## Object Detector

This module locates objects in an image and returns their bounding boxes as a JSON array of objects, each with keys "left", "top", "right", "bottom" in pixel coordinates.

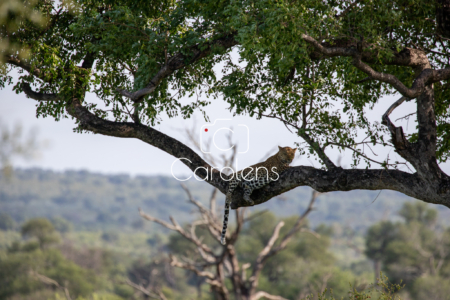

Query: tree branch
[
  {"left": 49, "top": 99, "right": 450, "bottom": 205},
  {"left": 21, "top": 83, "right": 61, "bottom": 101},
  {"left": 301, "top": 33, "right": 450, "bottom": 99},
  {"left": 261, "top": 113, "right": 337, "bottom": 170},
  {"left": 124, "top": 279, "right": 167, "bottom": 300},
  {"left": 241, "top": 166, "right": 444, "bottom": 205},
  {"left": 352, "top": 53, "right": 436, "bottom": 99},
  {"left": 246, "top": 221, "right": 284, "bottom": 292},
  {"left": 227, "top": 209, "right": 244, "bottom": 245},
  {"left": 299, "top": 131, "right": 338, "bottom": 170},
  {"left": 80, "top": 51, "right": 96, "bottom": 70},
  {"left": 180, "top": 184, "right": 222, "bottom": 241},
  {"left": 272, "top": 191, "right": 317, "bottom": 253},
  {"left": 7, "top": 57, "right": 49, "bottom": 81},
  {"left": 324, "top": 141, "right": 405, "bottom": 167},
  {"left": 381, "top": 96, "right": 409, "bottom": 150},
  {"left": 251, "top": 291, "right": 289, "bottom": 300},
  {"left": 14, "top": 31, "right": 450, "bottom": 208},
  {"left": 169, "top": 255, "right": 217, "bottom": 281},
  {"left": 248, "top": 191, "right": 318, "bottom": 294},
  {"left": 29, "top": 271, "right": 71, "bottom": 300},
  {"left": 139, "top": 208, "right": 215, "bottom": 253},
  {"left": 257, "top": 221, "right": 285, "bottom": 260},
  {"left": 116, "top": 33, "right": 237, "bottom": 102},
  {"left": 65, "top": 99, "right": 450, "bottom": 206}
]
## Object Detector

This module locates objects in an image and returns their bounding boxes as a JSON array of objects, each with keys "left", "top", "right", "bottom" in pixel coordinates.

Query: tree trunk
[
  {"left": 374, "top": 260, "right": 381, "bottom": 284},
  {"left": 437, "top": 0, "right": 450, "bottom": 38}
]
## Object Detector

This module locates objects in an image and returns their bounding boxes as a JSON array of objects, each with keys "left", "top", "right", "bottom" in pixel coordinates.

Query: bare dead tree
[
  {"left": 139, "top": 185, "right": 319, "bottom": 300},
  {"left": 127, "top": 121, "right": 321, "bottom": 300}
]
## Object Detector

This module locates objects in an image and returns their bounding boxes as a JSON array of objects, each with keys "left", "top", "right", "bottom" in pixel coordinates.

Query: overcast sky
[{"left": 1, "top": 71, "right": 449, "bottom": 177}]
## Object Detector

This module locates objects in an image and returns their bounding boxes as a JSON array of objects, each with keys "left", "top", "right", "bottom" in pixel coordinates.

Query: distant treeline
[{"left": 1, "top": 168, "right": 449, "bottom": 232}]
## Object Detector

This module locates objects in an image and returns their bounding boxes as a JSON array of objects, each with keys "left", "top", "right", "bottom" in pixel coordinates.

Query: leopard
[{"left": 220, "top": 146, "right": 297, "bottom": 245}]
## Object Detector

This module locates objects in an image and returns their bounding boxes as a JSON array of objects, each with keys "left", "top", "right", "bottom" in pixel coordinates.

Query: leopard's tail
[
  {"left": 220, "top": 197, "right": 230, "bottom": 245},
  {"left": 221, "top": 177, "right": 239, "bottom": 245}
]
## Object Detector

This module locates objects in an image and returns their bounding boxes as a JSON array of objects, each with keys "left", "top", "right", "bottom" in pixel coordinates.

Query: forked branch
[
  {"left": 301, "top": 33, "right": 450, "bottom": 99},
  {"left": 139, "top": 208, "right": 214, "bottom": 254},
  {"left": 248, "top": 190, "right": 319, "bottom": 293},
  {"left": 381, "top": 96, "right": 409, "bottom": 151},
  {"left": 116, "top": 33, "right": 237, "bottom": 102},
  {"left": 124, "top": 279, "right": 168, "bottom": 300}
]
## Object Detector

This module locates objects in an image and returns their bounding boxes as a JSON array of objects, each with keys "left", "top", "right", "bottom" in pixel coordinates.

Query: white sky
[{"left": 1, "top": 68, "right": 449, "bottom": 177}]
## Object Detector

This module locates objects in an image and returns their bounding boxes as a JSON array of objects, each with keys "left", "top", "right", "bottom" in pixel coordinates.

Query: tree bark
[{"left": 437, "top": 0, "right": 450, "bottom": 39}]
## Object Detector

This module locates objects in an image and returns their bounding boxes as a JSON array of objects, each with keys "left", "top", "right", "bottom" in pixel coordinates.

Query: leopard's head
[{"left": 277, "top": 146, "right": 297, "bottom": 165}]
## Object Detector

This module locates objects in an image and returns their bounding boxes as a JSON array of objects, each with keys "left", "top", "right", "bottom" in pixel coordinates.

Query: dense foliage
[
  {"left": 366, "top": 202, "right": 450, "bottom": 299},
  {"left": 1, "top": 199, "right": 449, "bottom": 299},
  {"left": 1, "top": 0, "right": 449, "bottom": 163}
]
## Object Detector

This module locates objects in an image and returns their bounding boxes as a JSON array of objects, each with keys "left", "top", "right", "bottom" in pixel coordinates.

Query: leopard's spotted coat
[{"left": 220, "top": 146, "right": 297, "bottom": 245}]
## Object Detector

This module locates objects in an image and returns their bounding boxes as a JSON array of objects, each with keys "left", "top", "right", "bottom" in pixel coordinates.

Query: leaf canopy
[{"left": 1, "top": 0, "right": 449, "bottom": 170}]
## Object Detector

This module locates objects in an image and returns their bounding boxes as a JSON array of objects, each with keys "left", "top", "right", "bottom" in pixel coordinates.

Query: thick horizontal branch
[
  {"left": 15, "top": 27, "right": 449, "bottom": 209},
  {"left": 69, "top": 102, "right": 226, "bottom": 189},
  {"left": 21, "top": 83, "right": 61, "bottom": 101},
  {"left": 234, "top": 166, "right": 450, "bottom": 208},
  {"left": 117, "top": 32, "right": 238, "bottom": 101},
  {"left": 63, "top": 102, "right": 450, "bottom": 207}
]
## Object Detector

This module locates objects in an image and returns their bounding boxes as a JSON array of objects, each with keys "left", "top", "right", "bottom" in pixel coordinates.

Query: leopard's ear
[{"left": 278, "top": 146, "right": 282, "bottom": 150}]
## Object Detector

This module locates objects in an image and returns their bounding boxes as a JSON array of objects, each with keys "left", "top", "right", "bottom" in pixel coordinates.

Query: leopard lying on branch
[{"left": 221, "top": 146, "right": 297, "bottom": 245}]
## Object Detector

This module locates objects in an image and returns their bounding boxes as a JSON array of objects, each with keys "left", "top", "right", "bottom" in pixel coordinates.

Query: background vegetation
[{"left": 1, "top": 168, "right": 450, "bottom": 300}]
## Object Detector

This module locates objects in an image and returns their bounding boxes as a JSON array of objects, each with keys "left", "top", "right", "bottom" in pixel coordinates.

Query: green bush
[
  {"left": 410, "top": 276, "right": 450, "bottom": 300},
  {"left": 0, "top": 213, "right": 16, "bottom": 230},
  {"left": 21, "top": 218, "right": 60, "bottom": 249},
  {"left": 0, "top": 249, "right": 97, "bottom": 299}
]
